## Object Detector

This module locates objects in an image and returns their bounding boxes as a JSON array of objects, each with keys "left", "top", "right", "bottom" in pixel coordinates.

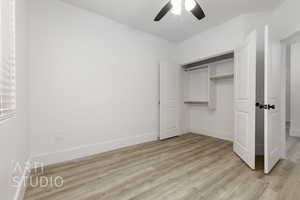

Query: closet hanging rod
[
  {"left": 182, "top": 52, "right": 234, "bottom": 69},
  {"left": 184, "top": 65, "right": 208, "bottom": 72}
]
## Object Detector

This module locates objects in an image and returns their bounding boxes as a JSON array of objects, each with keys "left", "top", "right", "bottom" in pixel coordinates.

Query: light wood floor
[
  {"left": 24, "top": 133, "right": 300, "bottom": 200},
  {"left": 287, "top": 136, "right": 300, "bottom": 164}
]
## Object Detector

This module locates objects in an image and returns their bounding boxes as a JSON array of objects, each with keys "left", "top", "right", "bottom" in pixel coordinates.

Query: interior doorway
[{"left": 282, "top": 32, "right": 300, "bottom": 164}]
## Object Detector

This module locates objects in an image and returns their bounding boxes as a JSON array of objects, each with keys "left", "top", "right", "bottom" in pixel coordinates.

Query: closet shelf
[
  {"left": 184, "top": 100, "right": 209, "bottom": 104},
  {"left": 210, "top": 73, "right": 234, "bottom": 80}
]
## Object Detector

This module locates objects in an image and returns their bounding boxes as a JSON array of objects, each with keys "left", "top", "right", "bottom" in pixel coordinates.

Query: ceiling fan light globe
[
  {"left": 171, "top": 0, "right": 182, "bottom": 15},
  {"left": 171, "top": 6, "right": 181, "bottom": 15},
  {"left": 185, "top": 0, "right": 196, "bottom": 11},
  {"left": 171, "top": 0, "right": 182, "bottom": 7}
]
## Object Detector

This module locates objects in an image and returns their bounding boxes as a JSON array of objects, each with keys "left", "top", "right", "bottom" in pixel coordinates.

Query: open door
[
  {"left": 160, "top": 62, "right": 180, "bottom": 140},
  {"left": 264, "top": 25, "right": 282, "bottom": 174},
  {"left": 234, "top": 31, "right": 257, "bottom": 169}
]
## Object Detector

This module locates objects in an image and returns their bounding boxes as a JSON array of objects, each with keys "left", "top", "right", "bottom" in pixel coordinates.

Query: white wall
[
  {"left": 184, "top": 68, "right": 209, "bottom": 101},
  {"left": 187, "top": 76, "right": 234, "bottom": 141},
  {"left": 28, "top": 0, "right": 175, "bottom": 165},
  {"left": 290, "top": 43, "right": 300, "bottom": 137},
  {"left": 271, "top": 0, "right": 300, "bottom": 40},
  {"left": 177, "top": 17, "right": 245, "bottom": 65},
  {"left": 0, "top": 0, "right": 29, "bottom": 199}
]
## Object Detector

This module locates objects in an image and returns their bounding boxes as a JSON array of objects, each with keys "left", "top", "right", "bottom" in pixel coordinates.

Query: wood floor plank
[{"left": 24, "top": 133, "right": 300, "bottom": 200}]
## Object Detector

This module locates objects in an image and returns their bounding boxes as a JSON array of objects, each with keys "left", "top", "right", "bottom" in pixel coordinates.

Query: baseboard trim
[
  {"left": 30, "top": 132, "right": 158, "bottom": 167},
  {"left": 290, "top": 128, "right": 300, "bottom": 137},
  {"left": 188, "top": 128, "right": 233, "bottom": 142},
  {"left": 14, "top": 158, "right": 30, "bottom": 200}
]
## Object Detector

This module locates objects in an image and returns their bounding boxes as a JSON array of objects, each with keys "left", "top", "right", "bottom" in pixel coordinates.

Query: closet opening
[
  {"left": 181, "top": 51, "right": 235, "bottom": 141},
  {"left": 282, "top": 32, "right": 300, "bottom": 164}
]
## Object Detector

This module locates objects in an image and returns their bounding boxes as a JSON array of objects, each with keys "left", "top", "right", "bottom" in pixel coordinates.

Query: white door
[
  {"left": 160, "top": 62, "right": 180, "bottom": 140},
  {"left": 264, "top": 25, "right": 282, "bottom": 174},
  {"left": 234, "top": 31, "right": 257, "bottom": 169}
]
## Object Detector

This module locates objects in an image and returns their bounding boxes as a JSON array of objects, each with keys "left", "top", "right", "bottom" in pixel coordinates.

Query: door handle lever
[
  {"left": 267, "top": 104, "right": 275, "bottom": 110},
  {"left": 256, "top": 103, "right": 265, "bottom": 109},
  {"left": 256, "top": 103, "right": 275, "bottom": 110}
]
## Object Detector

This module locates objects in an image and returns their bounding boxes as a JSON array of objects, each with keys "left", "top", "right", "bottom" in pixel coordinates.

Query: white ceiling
[{"left": 61, "top": 0, "right": 284, "bottom": 42}]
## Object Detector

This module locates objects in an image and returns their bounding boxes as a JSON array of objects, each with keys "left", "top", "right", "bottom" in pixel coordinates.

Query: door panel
[
  {"left": 234, "top": 31, "right": 257, "bottom": 170},
  {"left": 264, "top": 25, "right": 281, "bottom": 174},
  {"left": 160, "top": 62, "right": 180, "bottom": 140}
]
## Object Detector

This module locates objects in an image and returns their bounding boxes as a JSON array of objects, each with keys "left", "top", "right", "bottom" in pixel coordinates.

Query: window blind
[{"left": 0, "top": 0, "right": 16, "bottom": 120}]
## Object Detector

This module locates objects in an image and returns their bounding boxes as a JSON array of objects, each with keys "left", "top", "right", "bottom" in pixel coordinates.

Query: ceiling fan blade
[
  {"left": 154, "top": 1, "right": 173, "bottom": 21},
  {"left": 190, "top": 1, "right": 206, "bottom": 20}
]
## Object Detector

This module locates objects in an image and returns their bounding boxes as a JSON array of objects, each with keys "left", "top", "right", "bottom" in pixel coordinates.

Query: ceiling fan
[{"left": 154, "top": 0, "right": 205, "bottom": 21}]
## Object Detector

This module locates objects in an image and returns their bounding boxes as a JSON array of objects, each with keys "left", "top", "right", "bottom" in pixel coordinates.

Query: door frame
[{"left": 279, "top": 30, "right": 300, "bottom": 159}]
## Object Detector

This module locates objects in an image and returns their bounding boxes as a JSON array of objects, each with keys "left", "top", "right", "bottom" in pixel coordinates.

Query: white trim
[
  {"left": 188, "top": 128, "right": 233, "bottom": 142},
  {"left": 280, "top": 42, "right": 288, "bottom": 159},
  {"left": 290, "top": 129, "right": 300, "bottom": 137},
  {"left": 14, "top": 158, "right": 30, "bottom": 200},
  {"left": 30, "top": 132, "right": 157, "bottom": 167}
]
